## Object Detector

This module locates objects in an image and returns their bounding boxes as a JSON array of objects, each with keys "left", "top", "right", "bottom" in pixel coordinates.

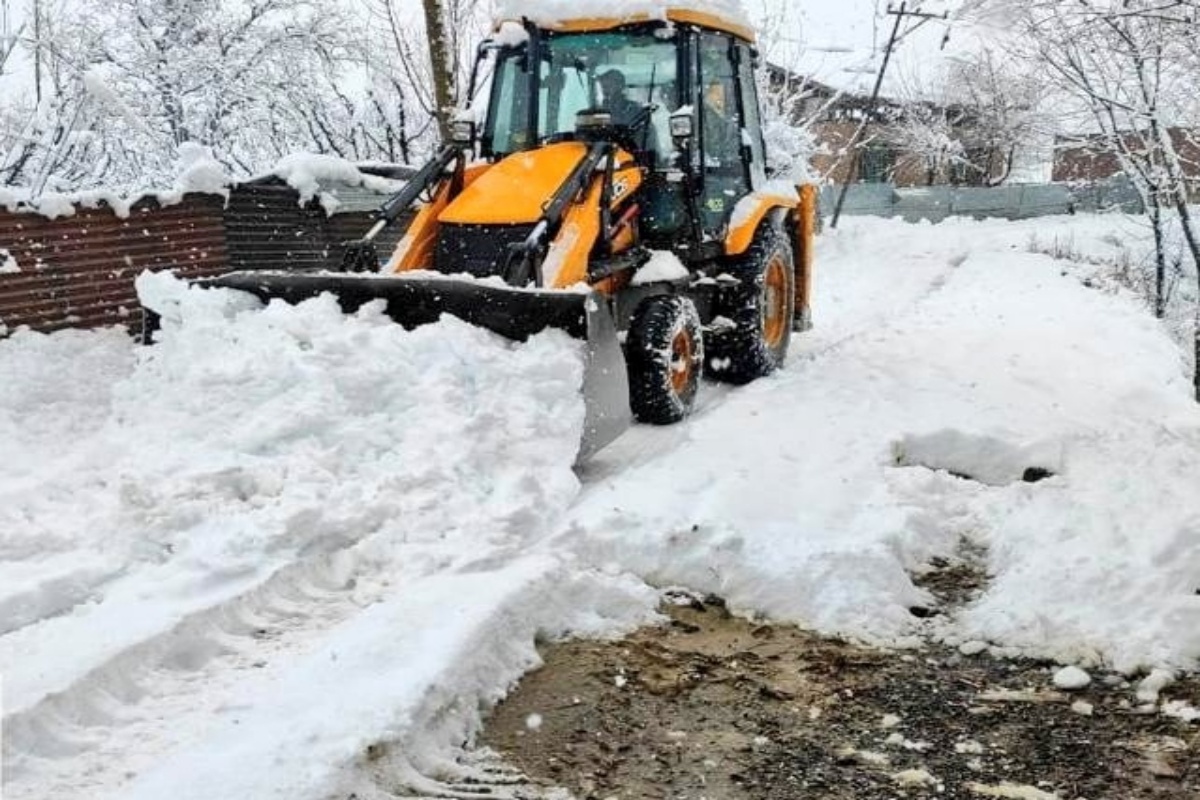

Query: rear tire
[
  {"left": 626, "top": 294, "right": 703, "bottom": 424},
  {"left": 705, "top": 218, "right": 795, "bottom": 384}
]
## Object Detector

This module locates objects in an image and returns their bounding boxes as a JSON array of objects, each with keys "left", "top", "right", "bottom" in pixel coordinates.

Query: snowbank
[{"left": 1, "top": 275, "right": 639, "bottom": 800}]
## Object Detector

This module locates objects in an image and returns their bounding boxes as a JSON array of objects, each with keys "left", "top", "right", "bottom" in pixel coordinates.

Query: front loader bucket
[{"left": 195, "top": 271, "right": 631, "bottom": 459}]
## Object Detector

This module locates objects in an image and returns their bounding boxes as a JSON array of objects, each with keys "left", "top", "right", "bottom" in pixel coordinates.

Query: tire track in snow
[
  {"left": 4, "top": 505, "right": 613, "bottom": 800},
  {"left": 788, "top": 243, "right": 966, "bottom": 365},
  {"left": 4, "top": 548, "right": 366, "bottom": 797},
  {"left": 581, "top": 236, "right": 964, "bottom": 484}
]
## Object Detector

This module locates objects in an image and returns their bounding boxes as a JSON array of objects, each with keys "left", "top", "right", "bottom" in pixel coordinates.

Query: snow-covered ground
[{"left": 3, "top": 213, "right": 1199, "bottom": 799}]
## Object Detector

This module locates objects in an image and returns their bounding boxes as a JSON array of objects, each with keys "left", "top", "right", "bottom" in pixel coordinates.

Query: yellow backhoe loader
[{"left": 168, "top": 8, "right": 817, "bottom": 458}]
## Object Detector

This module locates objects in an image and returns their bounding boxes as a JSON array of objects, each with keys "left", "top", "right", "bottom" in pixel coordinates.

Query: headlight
[
  {"left": 575, "top": 109, "right": 614, "bottom": 131},
  {"left": 451, "top": 119, "right": 475, "bottom": 144},
  {"left": 669, "top": 110, "right": 695, "bottom": 140}
]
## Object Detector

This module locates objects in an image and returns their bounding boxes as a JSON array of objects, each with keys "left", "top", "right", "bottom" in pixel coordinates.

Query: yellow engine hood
[{"left": 439, "top": 142, "right": 589, "bottom": 226}]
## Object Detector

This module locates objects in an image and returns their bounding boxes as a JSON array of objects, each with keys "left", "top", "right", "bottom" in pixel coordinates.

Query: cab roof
[{"left": 496, "top": 7, "right": 756, "bottom": 44}]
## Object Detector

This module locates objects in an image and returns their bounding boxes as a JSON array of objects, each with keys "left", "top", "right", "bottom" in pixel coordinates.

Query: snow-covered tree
[
  {"left": 71, "top": 0, "right": 352, "bottom": 174},
  {"left": 751, "top": 4, "right": 826, "bottom": 184},
  {"left": 0, "top": 1, "right": 116, "bottom": 191},
  {"left": 0, "top": 1, "right": 20, "bottom": 75},
  {"left": 885, "top": 101, "right": 966, "bottom": 185},
  {"left": 995, "top": 0, "right": 1200, "bottom": 397},
  {"left": 942, "top": 47, "right": 1043, "bottom": 186},
  {"left": 755, "top": 68, "right": 818, "bottom": 183},
  {"left": 266, "top": 16, "right": 435, "bottom": 167},
  {"left": 370, "top": 0, "right": 490, "bottom": 146},
  {"left": 0, "top": 0, "right": 461, "bottom": 190}
]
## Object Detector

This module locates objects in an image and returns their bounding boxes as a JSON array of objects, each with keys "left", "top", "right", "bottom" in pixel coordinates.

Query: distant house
[
  {"left": 766, "top": 65, "right": 1013, "bottom": 188},
  {"left": 1053, "top": 128, "right": 1200, "bottom": 197}
]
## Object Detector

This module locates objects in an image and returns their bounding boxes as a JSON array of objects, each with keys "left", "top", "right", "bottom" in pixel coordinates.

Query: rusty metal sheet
[
  {"left": 224, "top": 183, "right": 407, "bottom": 272},
  {"left": 0, "top": 193, "right": 229, "bottom": 334},
  {"left": 0, "top": 178, "right": 414, "bottom": 335}
]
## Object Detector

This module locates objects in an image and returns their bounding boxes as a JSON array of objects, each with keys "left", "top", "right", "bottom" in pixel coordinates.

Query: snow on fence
[
  {"left": 821, "top": 177, "right": 1144, "bottom": 224},
  {"left": 0, "top": 179, "right": 408, "bottom": 335}
]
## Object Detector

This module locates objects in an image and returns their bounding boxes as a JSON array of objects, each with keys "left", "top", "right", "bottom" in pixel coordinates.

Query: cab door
[
  {"left": 695, "top": 31, "right": 751, "bottom": 235},
  {"left": 734, "top": 42, "right": 769, "bottom": 189}
]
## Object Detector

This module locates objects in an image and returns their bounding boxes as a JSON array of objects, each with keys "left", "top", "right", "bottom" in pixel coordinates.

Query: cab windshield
[{"left": 484, "top": 30, "right": 679, "bottom": 165}]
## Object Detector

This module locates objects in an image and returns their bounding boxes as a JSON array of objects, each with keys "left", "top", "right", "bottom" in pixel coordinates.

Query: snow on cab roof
[{"left": 494, "top": 0, "right": 755, "bottom": 42}]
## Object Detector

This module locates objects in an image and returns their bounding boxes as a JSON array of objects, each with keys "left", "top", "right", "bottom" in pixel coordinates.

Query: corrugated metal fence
[
  {"left": 0, "top": 179, "right": 404, "bottom": 335},
  {"left": 821, "top": 176, "right": 1144, "bottom": 224}
]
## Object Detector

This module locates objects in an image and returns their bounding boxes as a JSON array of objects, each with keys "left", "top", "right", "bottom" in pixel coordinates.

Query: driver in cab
[{"left": 597, "top": 69, "right": 643, "bottom": 128}]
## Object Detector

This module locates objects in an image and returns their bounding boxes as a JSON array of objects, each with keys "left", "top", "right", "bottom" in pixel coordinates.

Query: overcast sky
[
  {"left": 747, "top": 0, "right": 991, "bottom": 97},
  {"left": 0, "top": 0, "right": 989, "bottom": 100}
]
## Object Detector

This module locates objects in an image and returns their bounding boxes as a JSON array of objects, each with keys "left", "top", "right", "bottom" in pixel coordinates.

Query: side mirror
[{"left": 669, "top": 108, "right": 695, "bottom": 141}]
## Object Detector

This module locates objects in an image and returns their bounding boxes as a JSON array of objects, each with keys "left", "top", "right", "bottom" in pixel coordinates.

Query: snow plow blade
[{"left": 197, "top": 270, "right": 631, "bottom": 459}]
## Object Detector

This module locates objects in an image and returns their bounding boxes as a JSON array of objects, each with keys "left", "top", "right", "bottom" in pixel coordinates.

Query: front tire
[
  {"left": 705, "top": 218, "right": 795, "bottom": 384},
  {"left": 626, "top": 294, "right": 704, "bottom": 424}
]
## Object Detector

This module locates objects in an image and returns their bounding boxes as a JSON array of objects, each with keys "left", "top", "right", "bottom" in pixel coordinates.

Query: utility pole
[
  {"left": 33, "top": 0, "right": 41, "bottom": 104},
  {"left": 0, "top": 0, "right": 13, "bottom": 74},
  {"left": 829, "top": 2, "right": 948, "bottom": 230},
  {"left": 420, "top": 0, "right": 454, "bottom": 142}
]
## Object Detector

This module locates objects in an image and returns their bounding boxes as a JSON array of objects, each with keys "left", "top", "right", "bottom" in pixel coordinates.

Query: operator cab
[
  {"left": 482, "top": 27, "right": 675, "bottom": 166},
  {"left": 464, "top": 19, "right": 769, "bottom": 252}
]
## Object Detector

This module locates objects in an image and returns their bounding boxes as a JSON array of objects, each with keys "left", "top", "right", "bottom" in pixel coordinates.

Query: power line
[{"left": 829, "top": 1, "right": 950, "bottom": 229}]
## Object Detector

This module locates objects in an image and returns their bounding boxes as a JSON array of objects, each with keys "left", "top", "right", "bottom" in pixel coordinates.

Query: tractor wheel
[
  {"left": 626, "top": 294, "right": 704, "bottom": 424},
  {"left": 705, "top": 218, "right": 795, "bottom": 385}
]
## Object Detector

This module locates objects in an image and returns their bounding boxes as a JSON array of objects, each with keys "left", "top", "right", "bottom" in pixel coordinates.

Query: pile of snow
[
  {"left": 1, "top": 275, "right": 656, "bottom": 800},
  {"left": 632, "top": 249, "right": 689, "bottom": 284},
  {"left": 0, "top": 186, "right": 118, "bottom": 220},
  {"left": 267, "top": 153, "right": 403, "bottom": 213},
  {"left": 1052, "top": 666, "right": 1092, "bottom": 690},
  {"left": 493, "top": 19, "right": 530, "bottom": 46},
  {"left": 170, "top": 142, "right": 233, "bottom": 201},
  {"left": 729, "top": 180, "right": 801, "bottom": 232}
]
